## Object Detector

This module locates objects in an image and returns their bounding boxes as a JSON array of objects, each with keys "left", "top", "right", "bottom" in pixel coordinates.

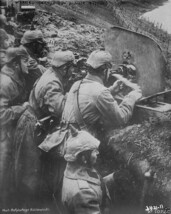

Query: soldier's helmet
[
  {"left": 51, "top": 50, "right": 75, "bottom": 68},
  {"left": 21, "top": 30, "right": 44, "bottom": 44},
  {"left": 86, "top": 50, "right": 112, "bottom": 69},
  {"left": 6, "top": 47, "right": 29, "bottom": 63},
  {"left": 64, "top": 125, "right": 100, "bottom": 162},
  {"left": 0, "top": 14, "right": 7, "bottom": 26}
]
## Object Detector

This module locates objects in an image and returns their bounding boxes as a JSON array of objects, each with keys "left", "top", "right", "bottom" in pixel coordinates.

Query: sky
[{"left": 141, "top": 0, "right": 171, "bottom": 34}]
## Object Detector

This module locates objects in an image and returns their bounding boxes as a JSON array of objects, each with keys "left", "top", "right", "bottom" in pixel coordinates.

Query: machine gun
[{"left": 105, "top": 26, "right": 171, "bottom": 121}]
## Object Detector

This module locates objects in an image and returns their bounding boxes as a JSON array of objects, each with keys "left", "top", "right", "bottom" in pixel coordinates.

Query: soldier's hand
[
  {"left": 128, "top": 89, "right": 142, "bottom": 102},
  {"left": 109, "top": 80, "right": 123, "bottom": 95},
  {"left": 22, "top": 102, "right": 30, "bottom": 108}
]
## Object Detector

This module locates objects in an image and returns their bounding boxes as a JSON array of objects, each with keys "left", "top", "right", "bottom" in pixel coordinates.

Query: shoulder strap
[
  {"left": 73, "top": 80, "right": 88, "bottom": 131},
  {"left": 77, "top": 180, "right": 89, "bottom": 189}
]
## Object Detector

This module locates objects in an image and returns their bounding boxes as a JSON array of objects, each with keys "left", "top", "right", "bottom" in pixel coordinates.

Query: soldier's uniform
[
  {"left": 14, "top": 51, "right": 75, "bottom": 207},
  {"left": 0, "top": 47, "right": 29, "bottom": 208},
  {"left": 20, "top": 30, "right": 48, "bottom": 97},
  {"left": 46, "top": 50, "right": 142, "bottom": 151},
  {"left": 62, "top": 163, "right": 103, "bottom": 214},
  {"left": 29, "top": 67, "right": 66, "bottom": 119},
  {"left": 62, "top": 126, "right": 111, "bottom": 214},
  {"left": 62, "top": 73, "right": 139, "bottom": 137}
]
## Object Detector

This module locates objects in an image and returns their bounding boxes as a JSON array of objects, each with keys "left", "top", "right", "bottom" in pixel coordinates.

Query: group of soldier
[{"left": 0, "top": 12, "right": 142, "bottom": 214}]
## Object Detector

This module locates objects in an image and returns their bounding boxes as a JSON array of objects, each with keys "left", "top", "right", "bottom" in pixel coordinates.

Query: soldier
[
  {"left": 62, "top": 125, "right": 113, "bottom": 214},
  {"left": 14, "top": 50, "right": 76, "bottom": 208},
  {"left": 21, "top": 30, "right": 49, "bottom": 66},
  {"left": 20, "top": 30, "right": 48, "bottom": 97},
  {"left": 0, "top": 29, "right": 10, "bottom": 69},
  {"left": 0, "top": 47, "right": 30, "bottom": 208},
  {"left": 60, "top": 50, "right": 142, "bottom": 137},
  {"left": 29, "top": 50, "right": 75, "bottom": 119}
]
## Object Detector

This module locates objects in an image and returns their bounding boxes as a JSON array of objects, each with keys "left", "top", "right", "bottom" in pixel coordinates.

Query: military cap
[
  {"left": 86, "top": 50, "right": 112, "bottom": 69},
  {"left": 51, "top": 50, "right": 75, "bottom": 67},
  {"left": 21, "top": 30, "right": 44, "bottom": 44},
  {"left": 6, "top": 47, "right": 29, "bottom": 63},
  {"left": 64, "top": 125, "right": 100, "bottom": 162}
]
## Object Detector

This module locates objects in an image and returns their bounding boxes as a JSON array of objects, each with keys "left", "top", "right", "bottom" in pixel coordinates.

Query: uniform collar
[
  {"left": 84, "top": 73, "right": 104, "bottom": 85},
  {"left": 65, "top": 162, "right": 101, "bottom": 185}
]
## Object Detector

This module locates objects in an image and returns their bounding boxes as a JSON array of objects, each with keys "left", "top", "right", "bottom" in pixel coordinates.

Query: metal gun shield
[{"left": 104, "top": 26, "right": 166, "bottom": 97}]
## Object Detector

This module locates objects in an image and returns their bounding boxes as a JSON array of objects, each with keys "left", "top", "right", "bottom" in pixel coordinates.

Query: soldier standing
[
  {"left": 14, "top": 50, "right": 76, "bottom": 209},
  {"left": 20, "top": 30, "right": 49, "bottom": 96},
  {"left": 0, "top": 47, "right": 30, "bottom": 208}
]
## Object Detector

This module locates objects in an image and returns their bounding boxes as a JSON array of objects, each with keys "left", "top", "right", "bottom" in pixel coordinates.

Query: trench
[{"left": 16, "top": 1, "right": 171, "bottom": 213}]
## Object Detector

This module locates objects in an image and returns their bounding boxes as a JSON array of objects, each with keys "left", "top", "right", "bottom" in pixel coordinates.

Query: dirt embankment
[
  {"left": 34, "top": 3, "right": 107, "bottom": 57},
  {"left": 36, "top": 1, "right": 171, "bottom": 78}
]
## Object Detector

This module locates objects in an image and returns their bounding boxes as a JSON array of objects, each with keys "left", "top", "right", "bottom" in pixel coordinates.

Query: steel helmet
[
  {"left": 86, "top": 50, "right": 112, "bottom": 69},
  {"left": 21, "top": 30, "right": 44, "bottom": 44},
  {"left": 0, "top": 14, "right": 7, "bottom": 26},
  {"left": 51, "top": 50, "right": 75, "bottom": 68},
  {"left": 64, "top": 125, "right": 100, "bottom": 162},
  {"left": 6, "top": 47, "right": 29, "bottom": 63}
]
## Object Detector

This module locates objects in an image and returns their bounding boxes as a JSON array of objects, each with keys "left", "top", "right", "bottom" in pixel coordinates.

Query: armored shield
[{"left": 104, "top": 27, "right": 166, "bottom": 97}]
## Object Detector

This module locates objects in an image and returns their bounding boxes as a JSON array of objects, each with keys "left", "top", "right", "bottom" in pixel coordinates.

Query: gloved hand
[
  {"left": 109, "top": 80, "right": 123, "bottom": 95},
  {"left": 128, "top": 88, "right": 142, "bottom": 102},
  {"left": 126, "top": 64, "right": 136, "bottom": 71}
]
